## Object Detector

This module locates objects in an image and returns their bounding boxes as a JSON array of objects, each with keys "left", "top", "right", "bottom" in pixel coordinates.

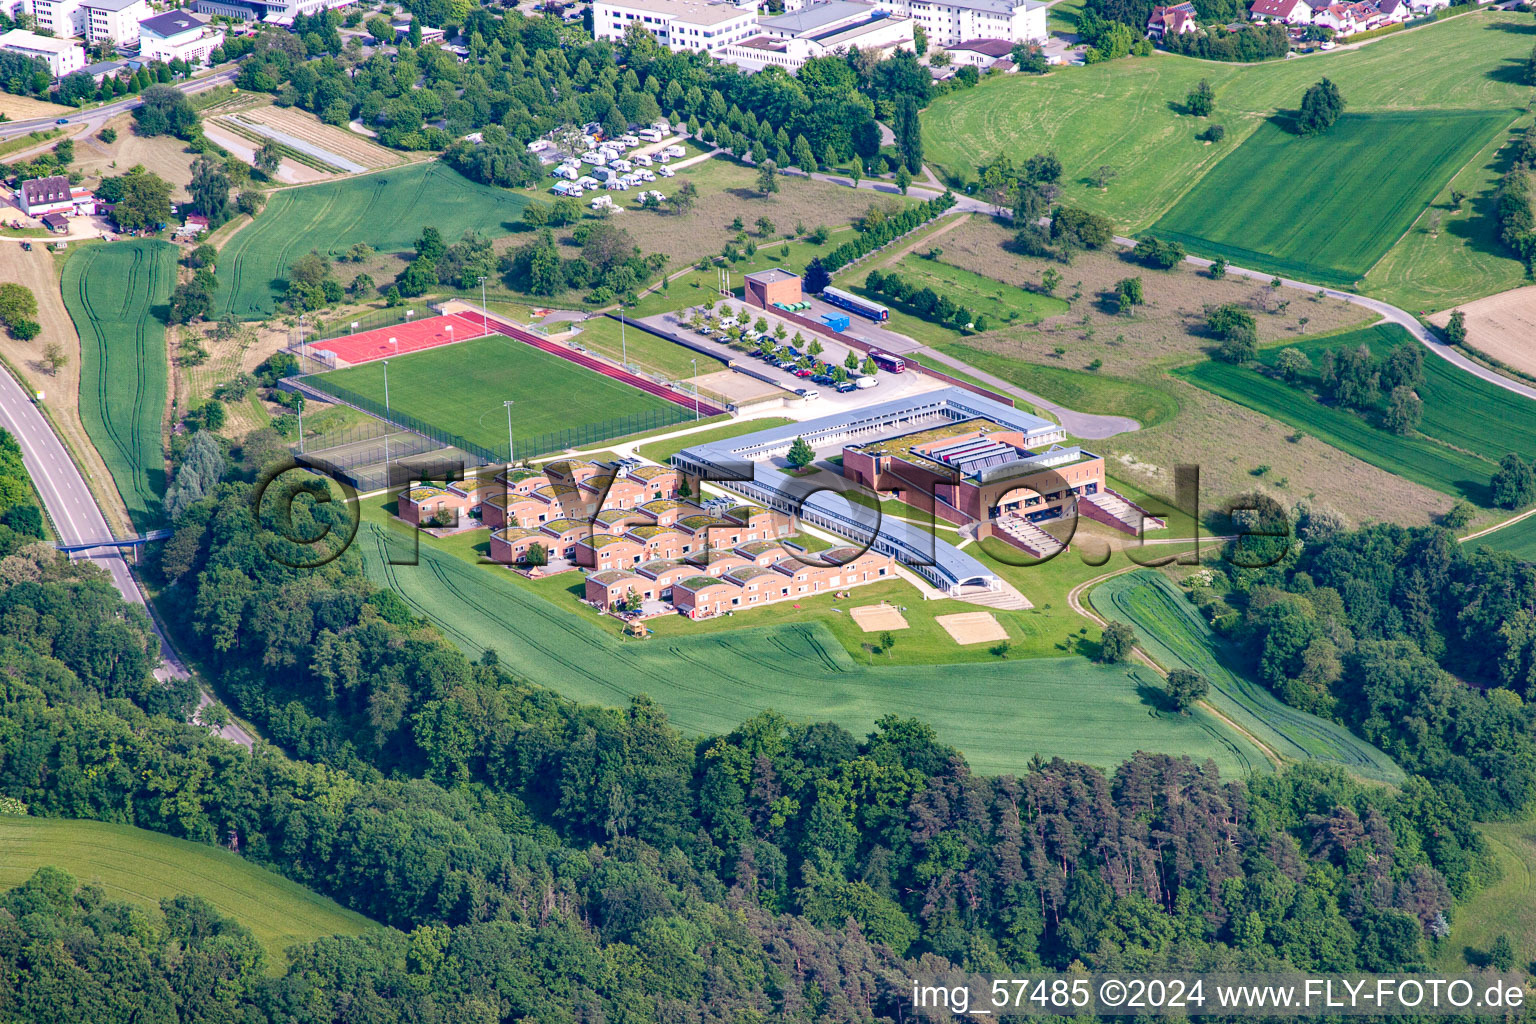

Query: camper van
[{"left": 636, "top": 128, "right": 664, "bottom": 143}]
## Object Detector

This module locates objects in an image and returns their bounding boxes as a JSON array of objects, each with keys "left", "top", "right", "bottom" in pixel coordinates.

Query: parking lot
[{"left": 635, "top": 309, "right": 945, "bottom": 415}]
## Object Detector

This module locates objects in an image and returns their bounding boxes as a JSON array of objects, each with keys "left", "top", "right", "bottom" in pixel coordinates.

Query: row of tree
[
  {"left": 820, "top": 193, "right": 957, "bottom": 273},
  {"left": 863, "top": 266, "right": 988, "bottom": 332}
]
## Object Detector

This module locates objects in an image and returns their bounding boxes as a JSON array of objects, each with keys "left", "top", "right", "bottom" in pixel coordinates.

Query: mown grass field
[
  {"left": 842, "top": 253, "right": 1070, "bottom": 346},
  {"left": 1151, "top": 111, "right": 1508, "bottom": 287},
  {"left": 213, "top": 163, "right": 530, "bottom": 320},
  {"left": 937, "top": 342, "right": 1182, "bottom": 427},
  {"left": 310, "top": 332, "right": 688, "bottom": 458},
  {"left": 63, "top": 240, "right": 176, "bottom": 530},
  {"left": 1434, "top": 816, "right": 1536, "bottom": 971},
  {"left": 359, "top": 519, "right": 1268, "bottom": 776},
  {"left": 635, "top": 415, "right": 796, "bottom": 464},
  {"left": 1177, "top": 323, "right": 1536, "bottom": 504},
  {"left": 0, "top": 815, "right": 375, "bottom": 969},
  {"left": 1475, "top": 513, "right": 1536, "bottom": 560},
  {"left": 1089, "top": 571, "right": 1403, "bottom": 782},
  {"left": 921, "top": 12, "right": 1534, "bottom": 303}
]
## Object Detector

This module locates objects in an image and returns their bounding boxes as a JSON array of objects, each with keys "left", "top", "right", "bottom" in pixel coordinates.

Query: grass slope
[
  {"left": 1151, "top": 111, "right": 1508, "bottom": 286},
  {"left": 0, "top": 815, "right": 375, "bottom": 968},
  {"left": 937, "top": 343, "right": 1182, "bottom": 427},
  {"left": 359, "top": 524, "right": 1268, "bottom": 776},
  {"left": 842, "top": 254, "right": 1069, "bottom": 346},
  {"left": 1090, "top": 571, "right": 1403, "bottom": 782},
  {"left": 1434, "top": 816, "right": 1536, "bottom": 970},
  {"left": 1176, "top": 323, "right": 1536, "bottom": 503},
  {"left": 214, "top": 163, "right": 530, "bottom": 320},
  {"left": 310, "top": 332, "right": 687, "bottom": 458},
  {"left": 63, "top": 240, "right": 175, "bottom": 530}
]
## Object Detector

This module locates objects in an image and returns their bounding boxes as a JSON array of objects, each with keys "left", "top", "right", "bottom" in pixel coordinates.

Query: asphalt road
[
  {"left": 0, "top": 66, "right": 240, "bottom": 142},
  {"left": 0, "top": 365, "right": 254, "bottom": 748}
]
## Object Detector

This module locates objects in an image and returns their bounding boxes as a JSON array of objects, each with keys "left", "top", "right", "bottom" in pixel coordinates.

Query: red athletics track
[{"left": 311, "top": 313, "right": 490, "bottom": 365}]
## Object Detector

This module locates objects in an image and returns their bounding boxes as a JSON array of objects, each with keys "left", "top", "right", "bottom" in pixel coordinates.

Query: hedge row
[{"left": 822, "top": 193, "right": 958, "bottom": 272}]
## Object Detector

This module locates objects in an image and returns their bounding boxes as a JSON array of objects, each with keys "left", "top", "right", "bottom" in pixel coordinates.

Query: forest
[{"left": 0, "top": 470, "right": 1514, "bottom": 1019}]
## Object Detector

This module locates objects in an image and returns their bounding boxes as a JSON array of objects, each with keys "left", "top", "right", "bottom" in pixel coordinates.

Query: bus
[
  {"left": 869, "top": 351, "right": 906, "bottom": 373},
  {"left": 820, "top": 285, "right": 889, "bottom": 322}
]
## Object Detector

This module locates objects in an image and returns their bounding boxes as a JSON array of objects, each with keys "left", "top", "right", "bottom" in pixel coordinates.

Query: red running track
[
  {"left": 474, "top": 313, "right": 727, "bottom": 418},
  {"left": 311, "top": 313, "right": 491, "bottom": 365}
]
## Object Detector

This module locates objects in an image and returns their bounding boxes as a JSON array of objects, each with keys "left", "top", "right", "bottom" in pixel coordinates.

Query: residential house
[
  {"left": 1145, "top": 0, "right": 1198, "bottom": 36},
  {"left": 943, "top": 36, "right": 1015, "bottom": 66},
  {"left": 1247, "top": 0, "right": 1314, "bottom": 23}
]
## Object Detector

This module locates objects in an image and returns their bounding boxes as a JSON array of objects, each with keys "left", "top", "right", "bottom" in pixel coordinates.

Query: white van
[{"left": 855, "top": 375, "right": 878, "bottom": 389}]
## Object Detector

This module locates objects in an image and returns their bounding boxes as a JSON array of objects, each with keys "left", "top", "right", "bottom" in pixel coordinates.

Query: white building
[
  {"left": 718, "top": 0, "right": 915, "bottom": 69},
  {"left": 944, "top": 36, "right": 1014, "bottom": 65},
  {"left": 1247, "top": 0, "right": 1313, "bottom": 22},
  {"left": 137, "top": 9, "right": 225, "bottom": 64},
  {"left": 80, "top": 0, "right": 148, "bottom": 45},
  {"left": 26, "top": 0, "right": 85, "bottom": 36},
  {"left": 0, "top": 29, "right": 86, "bottom": 76},
  {"left": 592, "top": 0, "right": 759, "bottom": 52},
  {"left": 877, "top": 0, "right": 1045, "bottom": 46}
]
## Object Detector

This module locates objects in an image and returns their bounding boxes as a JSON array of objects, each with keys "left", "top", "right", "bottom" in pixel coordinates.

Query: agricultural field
[
  {"left": 212, "top": 163, "right": 531, "bottom": 320},
  {"left": 0, "top": 815, "right": 376, "bottom": 969},
  {"left": 922, "top": 11, "right": 1534, "bottom": 298},
  {"left": 310, "top": 331, "right": 689, "bottom": 458},
  {"left": 1089, "top": 571, "right": 1403, "bottom": 782},
  {"left": 358, "top": 520, "right": 1269, "bottom": 777},
  {"left": 1428, "top": 284, "right": 1536, "bottom": 380},
  {"left": 0, "top": 93, "right": 71, "bottom": 121},
  {"left": 1151, "top": 111, "right": 1508, "bottom": 287},
  {"left": 221, "top": 103, "right": 406, "bottom": 173},
  {"left": 1178, "top": 323, "right": 1536, "bottom": 505},
  {"left": 0, "top": 247, "right": 131, "bottom": 534},
  {"left": 63, "top": 240, "right": 176, "bottom": 530},
  {"left": 921, "top": 217, "right": 1449, "bottom": 524},
  {"left": 1475, "top": 513, "right": 1536, "bottom": 561}
]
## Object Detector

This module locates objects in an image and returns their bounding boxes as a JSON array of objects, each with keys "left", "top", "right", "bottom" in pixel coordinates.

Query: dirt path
[
  {"left": 0, "top": 246, "right": 131, "bottom": 535},
  {"left": 1066, "top": 563, "right": 1285, "bottom": 769}
]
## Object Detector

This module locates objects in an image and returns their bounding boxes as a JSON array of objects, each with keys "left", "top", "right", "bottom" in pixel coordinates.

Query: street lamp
[
  {"left": 478, "top": 275, "right": 487, "bottom": 333},
  {"left": 297, "top": 313, "right": 305, "bottom": 360},
  {"left": 619, "top": 300, "right": 627, "bottom": 368},
  {"left": 504, "top": 400, "right": 515, "bottom": 465},
  {"left": 381, "top": 356, "right": 391, "bottom": 466}
]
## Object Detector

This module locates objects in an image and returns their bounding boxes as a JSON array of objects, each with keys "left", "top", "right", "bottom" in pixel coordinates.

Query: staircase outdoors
[
  {"left": 1080, "top": 489, "right": 1167, "bottom": 535},
  {"left": 993, "top": 512, "right": 1067, "bottom": 559}
]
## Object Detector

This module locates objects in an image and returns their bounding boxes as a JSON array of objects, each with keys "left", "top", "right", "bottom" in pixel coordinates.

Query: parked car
[
  {"left": 792, "top": 367, "right": 813, "bottom": 378},
  {"left": 795, "top": 388, "right": 819, "bottom": 400},
  {"left": 811, "top": 374, "right": 833, "bottom": 385},
  {"left": 834, "top": 380, "right": 857, "bottom": 393}
]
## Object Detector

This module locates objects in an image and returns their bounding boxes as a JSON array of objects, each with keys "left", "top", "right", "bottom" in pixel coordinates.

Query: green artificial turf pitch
[
  {"left": 1151, "top": 111, "right": 1507, "bottom": 287},
  {"left": 309, "top": 332, "right": 688, "bottom": 458}
]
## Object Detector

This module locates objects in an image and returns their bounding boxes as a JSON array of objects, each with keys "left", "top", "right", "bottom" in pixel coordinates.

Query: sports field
[
  {"left": 920, "top": 11, "right": 1532, "bottom": 301},
  {"left": 1177, "top": 324, "right": 1536, "bottom": 504},
  {"left": 63, "top": 240, "right": 176, "bottom": 530},
  {"left": 359, "top": 525, "right": 1269, "bottom": 777},
  {"left": 0, "top": 814, "right": 375, "bottom": 968},
  {"left": 310, "top": 332, "right": 688, "bottom": 459},
  {"left": 311, "top": 312, "right": 490, "bottom": 365},
  {"left": 1089, "top": 571, "right": 1403, "bottom": 782},
  {"left": 1152, "top": 112, "right": 1506, "bottom": 286},
  {"left": 213, "top": 163, "right": 530, "bottom": 320}
]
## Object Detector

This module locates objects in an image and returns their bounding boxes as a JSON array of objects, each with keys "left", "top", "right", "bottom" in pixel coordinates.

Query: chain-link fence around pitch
[{"left": 300, "top": 376, "right": 698, "bottom": 463}]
